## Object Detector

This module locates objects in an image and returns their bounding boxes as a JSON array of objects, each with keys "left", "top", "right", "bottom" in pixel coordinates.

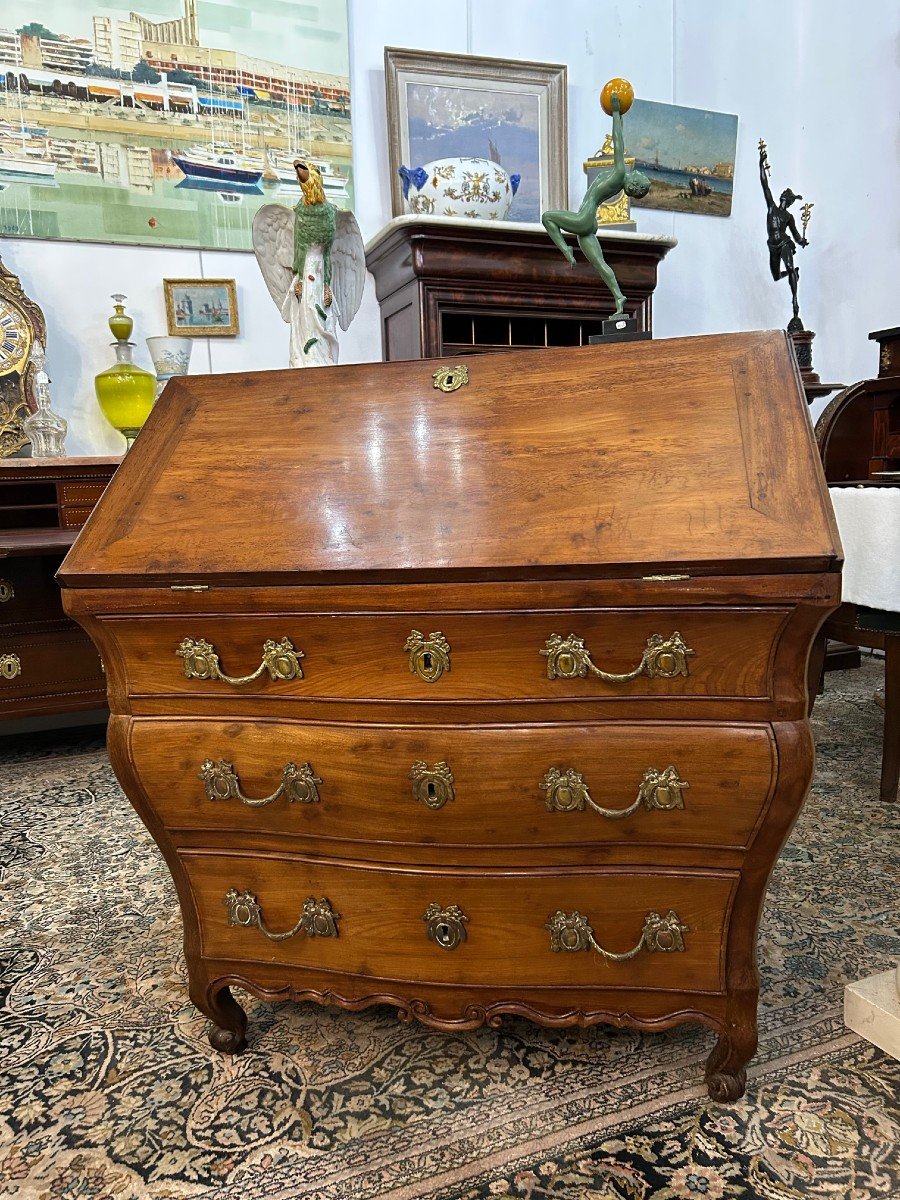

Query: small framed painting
[
  {"left": 384, "top": 47, "right": 567, "bottom": 222},
  {"left": 625, "top": 100, "right": 739, "bottom": 217},
  {"left": 163, "top": 279, "right": 240, "bottom": 337}
]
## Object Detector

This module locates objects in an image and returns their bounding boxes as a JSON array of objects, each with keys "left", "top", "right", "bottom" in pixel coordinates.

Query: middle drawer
[{"left": 128, "top": 718, "right": 776, "bottom": 851}]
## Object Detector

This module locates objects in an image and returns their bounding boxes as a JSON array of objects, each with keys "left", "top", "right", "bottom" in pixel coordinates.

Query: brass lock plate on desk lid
[{"left": 432, "top": 364, "right": 468, "bottom": 393}]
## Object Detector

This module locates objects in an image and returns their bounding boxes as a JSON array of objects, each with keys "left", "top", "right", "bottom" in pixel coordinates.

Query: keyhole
[
  {"left": 427, "top": 781, "right": 436, "bottom": 799},
  {"left": 436, "top": 922, "right": 451, "bottom": 945},
  {"left": 422, "top": 652, "right": 432, "bottom": 671}
]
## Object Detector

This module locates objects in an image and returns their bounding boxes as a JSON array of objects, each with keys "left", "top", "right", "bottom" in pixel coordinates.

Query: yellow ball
[{"left": 600, "top": 78, "right": 634, "bottom": 116}]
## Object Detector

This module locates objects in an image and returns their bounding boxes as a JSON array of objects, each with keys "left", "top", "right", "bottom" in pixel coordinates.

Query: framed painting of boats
[
  {"left": 0, "top": 2, "right": 353, "bottom": 249},
  {"left": 164, "top": 277, "right": 238, "bottom": 336}
]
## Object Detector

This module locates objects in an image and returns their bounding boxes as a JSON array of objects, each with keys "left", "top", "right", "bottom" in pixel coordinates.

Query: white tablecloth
[{"left": 829, "top": 487, "right": 900, "bottom": 613}]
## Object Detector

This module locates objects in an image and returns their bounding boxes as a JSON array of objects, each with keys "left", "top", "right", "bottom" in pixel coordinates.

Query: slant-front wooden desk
[{"left": 59, "top": 333, "right": 840, "bottom": 1100}]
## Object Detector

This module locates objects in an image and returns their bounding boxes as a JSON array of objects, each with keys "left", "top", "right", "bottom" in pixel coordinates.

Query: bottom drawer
[{"left": 181, "top": 850, "right": 735, "bottom": 994}]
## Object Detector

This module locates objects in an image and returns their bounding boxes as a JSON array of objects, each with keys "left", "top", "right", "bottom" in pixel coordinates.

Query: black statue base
[{"left": 589, "top": 314, "right": 651, "bottom": 345}]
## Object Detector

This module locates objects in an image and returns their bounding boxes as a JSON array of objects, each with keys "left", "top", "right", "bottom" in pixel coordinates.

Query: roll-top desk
[{"left": 59, "top": 332, "right": 841, "bottom": 1100}]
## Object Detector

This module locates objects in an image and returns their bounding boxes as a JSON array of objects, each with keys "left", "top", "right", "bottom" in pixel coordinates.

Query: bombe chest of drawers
[{"left": 59, "top": 331, "right": 841, "bottom": 1101}]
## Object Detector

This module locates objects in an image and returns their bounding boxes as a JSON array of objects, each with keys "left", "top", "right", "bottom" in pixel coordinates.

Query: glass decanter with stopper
[
  {"left": 94, "top": 295, "right": 156, "bottom": 449},
  {"left": 22, "top": 341, "right": 67, "bottom": 457}
]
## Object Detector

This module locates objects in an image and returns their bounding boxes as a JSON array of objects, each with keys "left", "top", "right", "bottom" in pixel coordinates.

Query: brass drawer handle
[
  {"left": 424, "top": 903, "right": 469, "bottom": 950},
  {"left": 542, "top": 632, "right": 694, "bottom": 682},
  {"left": 0, "top": 653, "right": 21, "bottom": 680},
  {"left": 547, "top": 909, "right": 689, "bottom": 960},
  {"left": 177, "top": 636, "right": 303, "bottom": 685},
  {"left": 224, "top": 890, "right": 339, "bottom": 941},
  {"left": 541, "top": 765, "right": 688, "bottom": 818},
  {"left": 0, "top": 579, "right": 13, "bottom": 603},
  {"left": 200, "top": 759, "right": 321, "bottom": 807},
  {"left": 410, "top": 760, "right": 455, "bottom": 809},
  {"left": 404, "top": 630, "right": 451, "bottom": 682}
]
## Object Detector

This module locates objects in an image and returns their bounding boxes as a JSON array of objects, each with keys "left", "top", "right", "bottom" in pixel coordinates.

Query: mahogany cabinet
[
  {"left": 59, "top": 333, "right": 840, "bottom": 1100},
  {"left": 0, "top": 456, "right": 118, "bottom": 722},
  {"left": 364, "top": 215, "right": 676, "bottom": 361}
]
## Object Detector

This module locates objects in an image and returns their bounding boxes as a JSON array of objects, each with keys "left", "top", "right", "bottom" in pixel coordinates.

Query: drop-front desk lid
[{"left": 59, "top": 331, "right": 841, "bottom": 588}]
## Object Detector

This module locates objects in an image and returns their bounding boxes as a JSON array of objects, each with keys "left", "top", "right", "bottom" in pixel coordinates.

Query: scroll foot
[
  {"left": 200, "top": 984, "right": 247, "bottom": 1055},
  {"left": 705, "top": 1060, "right": 747, "bottom": 1102},
  {"left": 704, "top": 1022, "right": 756, "bottom": 1102}
]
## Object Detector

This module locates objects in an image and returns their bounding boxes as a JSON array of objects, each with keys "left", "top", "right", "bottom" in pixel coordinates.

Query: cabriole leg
[
  {"left": 705, "top": 1018, "right": 757, "bottom": 1102},
  {"left": 193, "top": 982, "right": 248, "bottom": 1054}
]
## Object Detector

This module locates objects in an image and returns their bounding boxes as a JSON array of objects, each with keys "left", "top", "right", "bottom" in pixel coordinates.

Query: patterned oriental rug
[{"left": 1, "top": 660, "right": 898, "bottom": 1200}]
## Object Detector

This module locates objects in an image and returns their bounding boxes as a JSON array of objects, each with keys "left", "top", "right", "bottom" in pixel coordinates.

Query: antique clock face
[{"left": 0, "top": 299, "right": 32, "bottom": 376}]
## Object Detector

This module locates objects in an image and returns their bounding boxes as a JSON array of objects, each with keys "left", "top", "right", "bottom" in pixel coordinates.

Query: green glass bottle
[{"left": 94, "top": 294, "right": 156, "bottom": 449}]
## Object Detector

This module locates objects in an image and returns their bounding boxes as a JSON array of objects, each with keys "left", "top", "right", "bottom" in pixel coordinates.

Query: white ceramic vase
[{"left": 399, "top": 156, "right": 521, "bottom": 220}]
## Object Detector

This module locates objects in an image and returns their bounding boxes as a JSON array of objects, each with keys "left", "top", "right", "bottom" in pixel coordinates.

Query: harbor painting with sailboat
[
  {"left": 625, "top": 99, "right": 738, "bottom": 217},
  {"left": 0, "top": 0, "right": 353, "bottom": 249}
]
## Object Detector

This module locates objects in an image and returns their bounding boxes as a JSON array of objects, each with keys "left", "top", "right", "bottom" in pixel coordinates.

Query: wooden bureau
[
  {"left": 0, "top": 456, "right": 118, "bottom": 722},
  {"left": 58, "top": 332, "right": 841, "bottom": 1101}
]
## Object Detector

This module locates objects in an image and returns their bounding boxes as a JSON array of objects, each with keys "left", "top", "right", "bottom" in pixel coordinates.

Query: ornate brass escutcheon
[
  {"left": 224, "top": 890, "right": 340, "bottom": 941},
  {"left": 410, "top": 760, "right": 455, "bottom": 809},
  {"left": 546, "top": 909, "right": 689, "bottom": 960},
  {"left": 404, "top": 630, "right": 451, "bottom": 683},
  {"left": 177, "top": 636, "right": 303, "bottom": 685},
  {"left": 0, "top": 653, "right": 21, "bottom": 680},
  {"left": 432, "top": 364, "right": 469, "bottom": 393},
  {"left": 200, "top": 759, "right": 322, "bottom": 807},
  {"left": 0, "top": 579, "right": 13, "bottom": 603},
  {"left": 541, "top": 765, "right": 689, "bottom": 818},
  {"left": 541, "top": 632, "right": 694, "bottom": 683},
  {"left": 423, "top": 902, "right": 469, "bottom": 950}
]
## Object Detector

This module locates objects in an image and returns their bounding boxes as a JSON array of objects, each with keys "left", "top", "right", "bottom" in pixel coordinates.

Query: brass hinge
[{"left": 170, "top": 584, "right": 209, "bottom": 592}]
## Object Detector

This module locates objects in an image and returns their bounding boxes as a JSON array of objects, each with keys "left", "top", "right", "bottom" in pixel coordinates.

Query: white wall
[{"left": 3, "top": 0, "right": 896, "bottom": 454}]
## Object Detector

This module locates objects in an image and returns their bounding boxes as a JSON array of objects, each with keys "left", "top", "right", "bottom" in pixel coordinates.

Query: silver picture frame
[{"left": 384, "top": 46, "right": 568, "bottom": 221}]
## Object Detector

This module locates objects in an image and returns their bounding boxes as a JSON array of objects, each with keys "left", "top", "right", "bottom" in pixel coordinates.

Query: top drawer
[{"left": 101, "top": 607, "right": 788, "bottom": 704}]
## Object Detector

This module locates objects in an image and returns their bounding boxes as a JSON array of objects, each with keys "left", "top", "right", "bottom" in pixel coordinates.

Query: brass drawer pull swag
[
  {"left": 177, "top": 636, "right": 303, "bottom": 685},
  {"left": 224, "top": 890, "right": 339, "bottom": 941},
  {"left": 424, "top": 903, "right": 469, "bottom": 950},
  {"left": 404, "top": 630, "right": 451, "bottom": 682},
  {"left": 0, "top": 653, "right": 21, "bottom": 680},
  {"left": 547, "top": 909, "right": 689, "bottom": 960},
  {"left": 541, "top": 765, "right": 688, "bottom": 818},
  {"left": 200, "top": 759, "right": 322, "bottom": 807},
  {"left": 410, "top": 760, "right": 455, "bottom": 809},
  {"left": 542, "top": 632, "right": 694, "bottom": 682},
  {"left": 0, "top": 579, "right": 13, "bottom": 603}
]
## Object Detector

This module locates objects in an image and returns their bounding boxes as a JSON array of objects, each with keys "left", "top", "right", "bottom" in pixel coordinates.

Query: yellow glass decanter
[{"left": 94, "top": 295, "right": 156, "bottom": 449}]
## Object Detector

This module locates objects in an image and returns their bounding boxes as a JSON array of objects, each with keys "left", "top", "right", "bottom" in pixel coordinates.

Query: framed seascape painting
[
  {"left": 0, "top": 1, "right": 353, "bottom": 250},
  {"left": 164, "top": 277, "right": 238, "bottom": 336},
  {"left": 384, "top": 47, "right": 567, "bottom": 223},
  {"left": 625, "top": 99, "right": 738, "bottom": 217}
]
